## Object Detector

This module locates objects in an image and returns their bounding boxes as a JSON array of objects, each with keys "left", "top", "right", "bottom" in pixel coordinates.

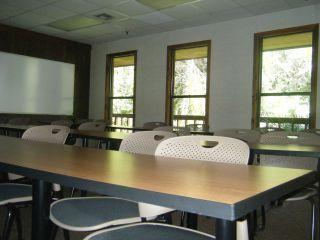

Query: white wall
[{"left": 89, "top": 4, "right": 320, "bottom": 130}]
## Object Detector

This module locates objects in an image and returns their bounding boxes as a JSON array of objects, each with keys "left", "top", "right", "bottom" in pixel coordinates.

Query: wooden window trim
[
  {"left": 165, "top": 40, "right": 211, "bottom": 126},
  {"left": 252, "top": 24, "right": 319, "bottom": 129},
  {"left": 105, "top": 50, "right": 137, "bottom": 125}
]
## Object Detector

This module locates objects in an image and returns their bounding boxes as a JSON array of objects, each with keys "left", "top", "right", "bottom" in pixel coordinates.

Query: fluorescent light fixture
[
  {"left": 136, "top": 0, "right": 196, "bottom": 10},
  {"left": 48, "top": 15, "right": 104, "bottom": 31}
]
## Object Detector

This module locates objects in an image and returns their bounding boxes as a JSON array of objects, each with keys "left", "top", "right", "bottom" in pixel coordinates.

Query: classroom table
[
  {"left": 0, "top": 136, "right": 316, "bottom": 240},
  {"left": 0, "top": 123, "right": 35, "bottom": 137}
]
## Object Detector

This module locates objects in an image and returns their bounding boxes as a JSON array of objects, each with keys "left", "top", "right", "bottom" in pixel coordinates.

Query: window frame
[
  {"left": 252, "top": 24, "right": 319, "bottom": 130},
  {"left": 105, "top": 50, "right": 137, "bottom": 126},
  {"left": 165, "top": 40, "right": 211, "bottom": 126}
]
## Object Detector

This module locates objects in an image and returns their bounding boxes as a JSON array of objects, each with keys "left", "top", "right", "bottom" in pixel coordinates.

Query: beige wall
[{"left": 89, "top": 4, "right": 320, "bottom": 130}]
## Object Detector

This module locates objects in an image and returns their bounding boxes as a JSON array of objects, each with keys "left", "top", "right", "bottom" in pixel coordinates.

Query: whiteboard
[{"left": 0, "top": 51, "right": 75, "bottom": 115}]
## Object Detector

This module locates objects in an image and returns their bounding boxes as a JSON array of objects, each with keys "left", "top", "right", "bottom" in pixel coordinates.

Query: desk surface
[
  {"left": 69, "top": 129, "right": 128, "bottom": 141},
  {"left": 0, "top": 135, "right": 315, "bottom": 221},
  {"left": 0, "top": 123, "right": 35, "bottom": 131},
  {"left": 250, "top": 143, "right": 320, "bottom": 158}
]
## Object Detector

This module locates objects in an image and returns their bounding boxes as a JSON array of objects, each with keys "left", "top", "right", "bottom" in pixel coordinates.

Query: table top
[
  {"left": 250, "top": 143, "right": 320, "bottom": 158},
  {"left": 0, "top": 135, "right": 315, "bottom": 221},
  {"left": 69, "top": 129, "right": 128, "bottom": 141},
  {"left": 0, "top": 124, "right": 35, "bottom": 131}
]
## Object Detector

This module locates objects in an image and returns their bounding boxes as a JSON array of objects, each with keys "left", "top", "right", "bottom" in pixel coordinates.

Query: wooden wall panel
[{"left": 0, "top": 23, "right": 91, "bottom": 119}]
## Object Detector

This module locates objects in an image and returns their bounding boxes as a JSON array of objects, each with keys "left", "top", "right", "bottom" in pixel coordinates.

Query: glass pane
[
  {"left": 173, "top": 98, "right": 205, "bottom": 116},
  {"left": 260, "top": 95, "right": 310, "bottom": 118},
  {"left": 112, "top": 99, "right": 133, "bottom": 114},
  {"left": 261, "top": 47, "right": 312, "bottom": 93},
  {"left": 173, "top": 58, "right": 207, "bottom": 96},
  {"left": 113, "top": 65, "right": 134, "bottom": 97}
]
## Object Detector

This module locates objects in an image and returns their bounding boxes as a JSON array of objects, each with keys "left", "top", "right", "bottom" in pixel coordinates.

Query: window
[
  {"left": 252, "top": 24, "right": 319, "bottom": 131},
  {"left": 166, "top": 41, "right": 211, "bottom": 127},
  {"left": 105, "top": 51, "right": 137, "bottom": 127}
]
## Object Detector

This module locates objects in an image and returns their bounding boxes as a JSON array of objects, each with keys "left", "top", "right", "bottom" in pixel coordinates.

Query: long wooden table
[{"left": 0, "top": 136, "right": 316, "bottom": 240}]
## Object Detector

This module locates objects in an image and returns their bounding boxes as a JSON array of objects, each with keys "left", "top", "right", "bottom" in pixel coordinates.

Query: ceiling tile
[
  {"left": 156, "top": 20, "right": 187, "bottom": 31},
  {"left": 0, "top": 3, "right": 25, "bottom": 20},
  {"left": 2, "top": 12, "right": 54, "bottom": 28},
  {"left": 86, "top": 22, "right": 124, "bottom": 35},
  {"left": 31, "top": 25, "right": 66, "bottom": 35},
  {"left": 213, "top": 7, "right": 253, "bottom": 21},
  {"left": 182, "top": 14, "right": 218, "bottom": 27},
  {"left": 134, "top": 12, "right": 176, "bottom": 25},
  {"left": 111, "top": 0, "right": 155, "bottom": 17},
  {"left": 232, "top": 0, "right": 265, "bottom": 6},
  {"left": 191, "top": 0, "right": 240, "bottom": 13},
  {"left": 284, "top": 0, "right": 320, "bottom": 8},
  {"left": 84, "top": 0, "right": 128, "bottom": 8},
  {"left": 116, "top": 18, "right": 150, "bottom": 30},
  {"left": 32, "top": 5, "right": 76, "bottom": 20},
  {"left": 244, "top": 0, "right": 289, "bottom": 15},
  {"left": 160, "top": 4, "right": 206, "bottom": 20},
  {"left": 85, "top": 8, "right": 129, "bottom": 22},
  {"left": 51, "top": 0, "right": 100, "bottom": 14},
  {"left": 0, "top": 0, "right": 47, "bottom": 11}
]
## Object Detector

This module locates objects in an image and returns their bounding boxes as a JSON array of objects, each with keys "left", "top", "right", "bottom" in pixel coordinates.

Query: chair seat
[
  {"left": 84, "top": 223, "right": 215, "bottom": 240},
  {"left": 0, "top": 183, "right": 32, "bottom": 205},
  {"left": 50, "top": 197, "right": 141, "bottom": 231}
]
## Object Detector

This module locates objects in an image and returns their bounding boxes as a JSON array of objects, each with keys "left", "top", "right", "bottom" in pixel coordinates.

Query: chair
[
  {"left": 255, "top": 127, "right": 284, "bottom": 134},
  {"left": 153, "top": 126, "right": 173, "bottom": 132},
  {"left": 74, "top": 121, "right": 106, "bottom": 148},
  {"left": 0, "top": 125, "right": 70, "bottom": 240},
  {"left": 85, "top": 136, "right": 250, "bottom": 240},
  {"left": 49, "top": 131, "right": 176, "bottom": 239},
  {"left": 259, "top": 131, "right": 319, "bottom": 240},
  {"left": 51, "top": 119, "right": 73, "bottom": 127},
  {"left": 186, "top": 123, "right": 209, "bottom": 132},
  {"left": 142, "top": 122, "right": 166, "bottom": 130},
  {"left": 214, "top": 128, "right": 261, "bottom": 144}
]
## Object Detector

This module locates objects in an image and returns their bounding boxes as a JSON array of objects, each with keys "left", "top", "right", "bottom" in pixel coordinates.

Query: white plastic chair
[
  {"left": 85, "top": 136, "right": 250, "bottom": 240},
  {"left": 74, "top": 121, "right": 106, "bottom": 148},
  {"left": 142, "top": 122, "right": 166, "bottom": 130},
  {"left": 214, "top": 128, "right": 261, "bottom": 144},
  {"left": 49, "top": 131, "right": 176, "bottom": 239},
  {"left": 51, "top": 120, "right": 73, "bottom": 127},
  {"left": 153, "top": 126, "right": 173, "bottom": 132},
  {"left": 259, "top": 131, "right": 319, "bottom": 240},
  {"left": 0, "top": 125, "right": 70, "bottom": 240}
]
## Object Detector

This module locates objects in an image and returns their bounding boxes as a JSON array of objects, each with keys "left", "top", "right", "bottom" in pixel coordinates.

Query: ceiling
[{"left": 0, "top": 0, "right": 318, "bottom": 44}]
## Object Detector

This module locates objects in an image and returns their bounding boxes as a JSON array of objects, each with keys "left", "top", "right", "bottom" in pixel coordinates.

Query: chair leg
[
  {"left": 258, "top": 206, "right": 266, "bottom": 230},
  {"left": 237, "top": 219, "right": 249, "bottom": 240},
  {"left": 2, "top": 205, "right": 15, "bottom": 240},
  {"left": 15, "top": 208, "right": 23, "bottom": 240},
  {"left": 49, "top": 225, "right": 58, "bottom": 240},
  {"left": 308, "top": 198, "right": 317, "bottom": 240},
  {"left": 63, "top": 229, "right": 70, "bottom": 240}
]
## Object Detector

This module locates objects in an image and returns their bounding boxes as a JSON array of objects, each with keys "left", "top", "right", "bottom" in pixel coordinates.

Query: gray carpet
[{"left": 0, "top": 198, "right": 313, "bottom": 240}]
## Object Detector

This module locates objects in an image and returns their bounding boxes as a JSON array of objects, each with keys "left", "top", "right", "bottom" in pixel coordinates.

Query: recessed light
[
  {"left": 48, "top": 15, "right": 104, "bottom": 31},
  {"left": 95, "top": 13, "right": 114, "bottom": 21},
  {"left": 136, "top": 0, "right": 196, "bottom": 10}
]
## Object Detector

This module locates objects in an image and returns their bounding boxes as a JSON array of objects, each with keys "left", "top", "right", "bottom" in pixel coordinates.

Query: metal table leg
[
  {"left": 216, "top": 218, "right": 236, "bottom": 240},
  {"left": 32, "top": 180, "right": 52, "bottom": 240}
]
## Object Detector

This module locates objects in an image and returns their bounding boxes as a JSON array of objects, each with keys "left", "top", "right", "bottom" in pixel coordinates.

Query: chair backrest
[
  {"left": 155, "top": 136, "right": 250, "bottom": 165},
  {"left": 255, "top": 127, "right": 284, "bottom": 134},
  {"left": 142, "top": 122, "right": 166, "bottom": 130},
  {"left": 120, "top": 131, "right": 177, "bottom": 218},
  {"left": 259, "top": 131, "right": 320, "bottom": 170},
  {"left": 9, "top": 125, "right": 70, "bottom": 181},
  {"left": 119, "top": 131, "right": 176, "bottom": 155},
  {"left": 176, "top": 127, "right": 191, "bottom": 136},
  {"left": 74, "top": 118, "right": 91, "bottom": 125},
  {"left": 186, "top": 123, "right": 209, "bottom": 132},
  {"left": 51, "top": 120, "right": 73, "bottom": 127},
  {"left": 214, "top": 128, "right": 261, "bottom": 144},
  {"left": 8, "top": 117, "right": 30, "bottom": 125},
  {"left": 153, "top": 126, "right": 173, "bottom": 132},
  {"left": 22, "top": 125, "right": 70, "bottom": 144},
  {"left": 78, "top": 121, "right": 106, "bottom": 131}
]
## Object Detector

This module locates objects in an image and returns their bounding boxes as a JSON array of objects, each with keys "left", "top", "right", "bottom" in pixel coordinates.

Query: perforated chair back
[
  {"left": 214, "top": 128, "right": 261, "bottom": 144},
  {"left": 142, "top": 122, "right": 166, "bottom": 130},
  {"left": 176, "top": 127, "right": 191, "bottom": 136},
  {"left": 155, "top": 136, "right": 250, "bottom": 165},
  {"left": 9, "top": 125, "right": 70, "bottom": 181},
  {"left": 186, "top": 124, "right": 209, "bottom": 132},
  {"left": 119, "top": 131, "right": 176, "bottom": 155},
  {"left": 78, "top": 121, "right": 106, "bottom": 131},
  {"left": 153, "top": 126, "right": 173, "bottom": 132},
  {"left": 8, "top": 117, "right": 30, "bottom": 125},
  {"left": 255, "top": 127, "right": 284, "bottom": 134},
  {"left": 51, "top": 120, "right": 73, "bottom": 127},
  {"left": 259, "top": 131, "right": 320, "bottom": 170}
]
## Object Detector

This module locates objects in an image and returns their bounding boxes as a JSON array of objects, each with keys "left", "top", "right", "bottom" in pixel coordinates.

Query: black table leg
[
  {"left": 215, "top": 218, "right": 236, "bottom": 240},
  {"left": 32, "top": 179, "right": 52, "bottom": 240},
  {"left": 186, "top": 213, "right": 198, "bottom": 229}
]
